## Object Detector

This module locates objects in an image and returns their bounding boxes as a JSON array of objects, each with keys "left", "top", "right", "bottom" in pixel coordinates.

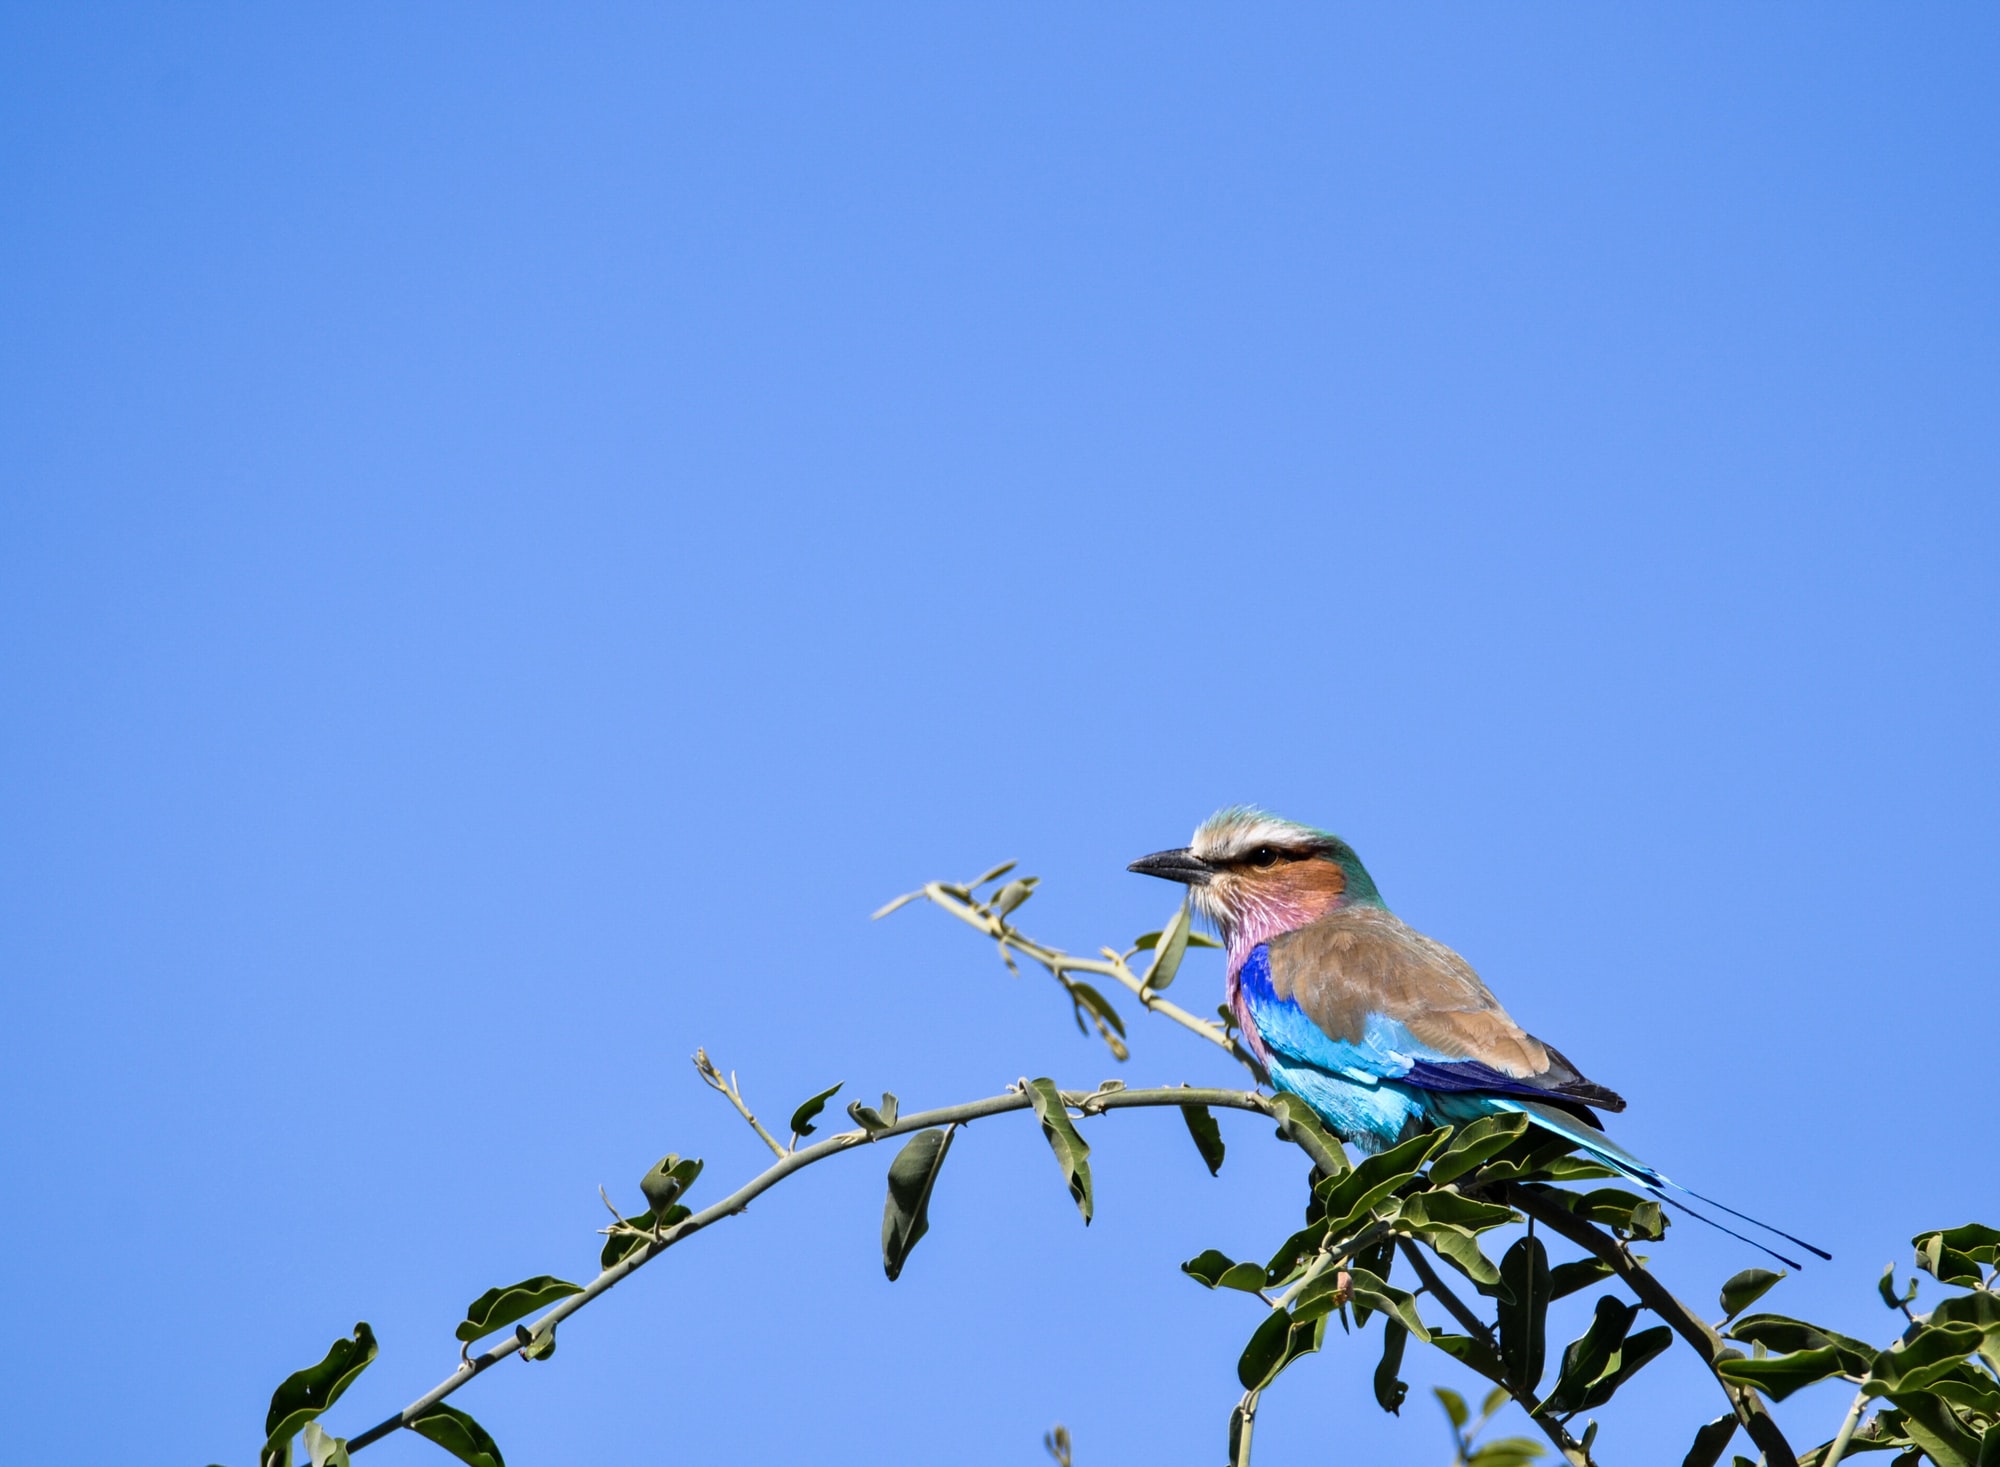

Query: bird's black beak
[{"left": 1127, "top": 847, "right": 1215, "bottom": 886}]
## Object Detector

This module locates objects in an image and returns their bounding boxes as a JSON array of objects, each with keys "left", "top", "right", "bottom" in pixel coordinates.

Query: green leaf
[
  {"left": 1025, "top": 1078, "right": 1093, "bottom": 1224},
  {"left": 1928, "top": 1287, "right": 2000, "bottom": 1333},
  {"left": 302, "top": 1423, "right": 350, "bottom": 1467},
  {"left": 1580, "top": 1324, "right": 1671, "bottom": 1410},
  {"left": 1142, "top": 901, "right": 1194, "bottom": 990},
  {"left": 1373, "top": 1320, "right": 1410, "bottom": 1414},
  {"left": 1729, "top": 1313, "right": 1875, "bottom": 1373},
  {"left": 1066, "top": 979, "right": 1130, "bottom": 1059},
  {"left": 1496, "top": 1235, "right": 1550, "bottom": 1393},
  {"left": 456, "top": 1277, "right": 583, "bottom": 1344},
  {"left": 870, "top": 890, "right": 923, "bottom": 920},
  {"left": 1548, "top": 1257, "right": 1615, "bottom": 1301},
  {"left": 1716, "top": 1346, "right": 1847, "bottom": 1401},
  {"left": 1352, "top": 1271, "right": 1432, "bottom": 1335},
  {"left": 408, "top": 1404, "right": 505, "bottom": 1467},
  {"left": 1268, "top": 1092, "right": 1349, "bottom": 1174},
  {"left": 1262, "top": 1221, "right": 1328, "bottom": 1288},
  {"left": 1182, "top": 1248, "right": 1236, "bottom": 1286},
  {"left": 991, "top": 876, "right": 1038, "bottom": 916},
  {"left": 1471, "top": 1131, "right": 1620, "bottom": 1184},
  {"left": 1314, "top": 1129, "right": 1446, "bottom": 1234},
  {"left": 1681, "top": 1413, "right": 1737, "bottom": 1467},
  {"left": 263, "top": 1323, "right": 379, "bottom": 1455},
  {"left": 1403, "top": 1190, "right": 1518, "bottom": 1234},
  {"left": 1881, "top": 1390, "right": 1984, "bottom": 1467},
  {"left": 1350, "top": 1232, "right": 1399, "bottom": 1323},
  {"left": 1628, "top": 1198, "right": 1667, "bottom": 1241},
  {"left": 972, "top": 855, "right": 1024, "bottom": 891},
  {"left": 1869, "top": 1322, "right": 1988, "bottom": 1396},
  {"left": 599, "top": 1204, "right": 690, "bottom": 1268},
  {"left": 1877, "top": 1263, "right": 1919, "bottom": 1313},
  {"left": 1219, "top": 1262, "right": 1271, "bottom": 1293},
  {"left": 847, "top": 1092, "right": 899, "bottom": 1133},
  {"left": 1134, "top": 926, "right": 1221, "bottom": 950},
  {"left": 1569, "top": 1187, "right": 1669, "bottom": 1240},
  {"left": 1435, "top": 1385, "right": 1469, "bottom": 1429},
  {"left": 1542, "top": 1296, "right": 1636, "bottom": 1415},
  {"left": 1416, "top": 1221, "right": 1504, "bottom": 1290},
  {"left": 968, "top": 860, "right": 1019, "bottom": 889},
  {"left": 1915, "top": 1223, "right": 2000, "bottom": 1266},
  {"left": 1180, "top": 1103, "right": 1226, "bottom": 1176},
  {"left": 1467, "top": 1439, "right": 1549, "bottom": 1467},
  {"left": 1237, "top": 1307, "right": 1325, "bottom": 1390},
  {"left": 1924, "top": 1370, "right": 2000, "bottom": 1417},
  {"left": 1318, "top": 1265, "right": 1429, "bottom": 1341},
  {"left": 1182, "top": 1249, "right": 1268, "bottom": 1293},
  {"left": 1524, "top": 1154, "right": 1623, "bottom": 1183},
  {"left": 1238, "top": 1307, "right": 1293, "bottom": 1389},
  {"left": 1720, "top": 1268, "right": 1786, "bottom": 1320},
  {"left": 1914, "top": 1230, "right": 1990, "bottom": 1286},
  {"left": 881, "top": 1127, "right": 955, "bottom": 1282},
  {"left": 788, "top": 1084, "right": 843, "bottom": 1139},
  {"left": 1430, "top": 1330, "right": 1509, "bottom": 1385},
  {"left": 1427, "top": 1113, "right": 1532, "bottom": 1186},
  {"left": 514, "top": 1317, "right": 557, "bottom": 1362}
]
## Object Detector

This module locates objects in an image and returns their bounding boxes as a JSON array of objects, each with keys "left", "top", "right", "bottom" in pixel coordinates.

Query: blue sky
[{"left": 3, "top": 7, "right": 1995, "bottom": 1465}]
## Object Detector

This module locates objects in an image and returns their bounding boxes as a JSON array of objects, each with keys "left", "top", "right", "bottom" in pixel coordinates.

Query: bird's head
[{"left": 1127, "top": 806, "right": 1383, "bottom": 952}]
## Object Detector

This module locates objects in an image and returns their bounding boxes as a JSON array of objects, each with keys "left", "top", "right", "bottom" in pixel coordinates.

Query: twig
[
  {"left": 345, "top": 1085, "right": 1285, "bottom": 1454},
  {"left": 1231, "top": 1389, "right": 1258, "bottom": 1467},
  {"left": 914, "top": 885, "right": 1266, "bottom": 1077},
  {"left": 1501, "top": 1183, "right": 1799, "bottom": 1467},
  {"left": 692, "top": 1048, "right": 786, "bottom": 1159},
  {"left": 1819, "top": 1382, "right": 1871, "bottom": 1467},
  {"left": 1396, "top": 1239, "right": 1592, "bottom": 1466}
]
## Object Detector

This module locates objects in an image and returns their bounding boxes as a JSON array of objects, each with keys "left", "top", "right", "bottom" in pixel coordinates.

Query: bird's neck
[{"left": 1221, "top": 892, "right": 1361, "bottom": 975}]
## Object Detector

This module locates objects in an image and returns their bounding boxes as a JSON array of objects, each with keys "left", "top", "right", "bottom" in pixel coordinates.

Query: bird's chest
[{"left": 1226, "top": 944, "right": 1277, "bottom": 1061}]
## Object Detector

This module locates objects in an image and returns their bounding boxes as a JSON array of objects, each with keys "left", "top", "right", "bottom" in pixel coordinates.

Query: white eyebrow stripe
[{"left": 1189, "top": 806, "right": 1324, "bottom": 863}]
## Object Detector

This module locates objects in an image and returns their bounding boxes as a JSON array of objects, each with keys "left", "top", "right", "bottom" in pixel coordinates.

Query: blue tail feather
[{"left": 1491, "top": 1098, "right": 1828, "bottom": 1267}]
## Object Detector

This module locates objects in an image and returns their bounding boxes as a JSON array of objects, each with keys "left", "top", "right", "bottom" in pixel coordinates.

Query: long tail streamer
[{"left": 1501, "top": 1099, "right": 1829, "bottom": 1269}]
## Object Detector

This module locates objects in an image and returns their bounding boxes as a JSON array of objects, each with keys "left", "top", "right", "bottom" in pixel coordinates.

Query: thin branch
[
  {"left": 1231, "top": 1389, "right": 1258, "bottom": 1467},
  {"left": 692, "top": 1048, "right": 786, "bottom": 1158},
  {"left": 1819, "top": 1382, "right": 1871, "bottom": 1467},
  {"left": 1501, "top": 1183, "right": 1799, "bottom": 1467},
  {"left": 1396, "top": 1239, "right": 1592, "bottom": 1467},
  {"left": 914, "top": 885, "right": 1266, "bottom": 1076},
  {"left": 346, "top": 1085, "right": 1285, "bottom": 1454}
]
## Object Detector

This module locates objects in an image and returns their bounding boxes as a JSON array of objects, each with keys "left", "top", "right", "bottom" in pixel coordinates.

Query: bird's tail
[{"left": 1492, "top": 1098, "right": 1830, "bottom": 1270}]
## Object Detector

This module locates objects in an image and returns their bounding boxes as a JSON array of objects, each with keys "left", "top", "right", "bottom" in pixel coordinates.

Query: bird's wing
[{"left": 1257, "top": 906, "right": 1625, "bottom": 1112}]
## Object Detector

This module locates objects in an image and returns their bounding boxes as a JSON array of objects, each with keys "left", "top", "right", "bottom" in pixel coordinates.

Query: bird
[{"left": 1129, "top": 806, "right": 1824, "bottom": 1266}]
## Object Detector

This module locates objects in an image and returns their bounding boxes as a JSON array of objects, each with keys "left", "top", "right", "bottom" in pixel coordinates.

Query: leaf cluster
[{"left": 1713, "top": 1225, "right": 2000, "bottom": 1466}]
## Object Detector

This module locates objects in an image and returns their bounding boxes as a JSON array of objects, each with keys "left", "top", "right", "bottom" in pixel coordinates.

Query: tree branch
[
  {"left": 691, "top": 1048, "right": 786, "bottom": 1158},
  {"left": 910, "top": 884, "right": 1266, "bottom": 1076},
  {"left": 1396, "top": 1238, "right": 1593, "bottom": 1467},
  {"left": 1501, "top": 1183, "right": 1799, "bottom": 1467},
  {"left": 1819, "top": 1382, "right": 1871, "bottom": 1467},
  {"left": 346, "top": 1084, "right": 1289, "bottom": 1454}
]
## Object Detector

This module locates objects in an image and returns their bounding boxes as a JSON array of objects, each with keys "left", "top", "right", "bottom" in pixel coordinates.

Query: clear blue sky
[{"left": 3, "top": 7, "right": 1995, "bottom": 1465}]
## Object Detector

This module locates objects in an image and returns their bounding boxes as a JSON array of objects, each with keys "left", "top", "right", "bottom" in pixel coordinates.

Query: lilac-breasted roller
[{"left": 1130, "top": 807, "right": 1823, "bottom": 1265}]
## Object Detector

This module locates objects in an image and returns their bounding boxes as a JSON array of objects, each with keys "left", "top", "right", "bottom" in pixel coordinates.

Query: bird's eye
[{"left": 1247, "top": 846, "right": 1280, "bottom": 868}]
